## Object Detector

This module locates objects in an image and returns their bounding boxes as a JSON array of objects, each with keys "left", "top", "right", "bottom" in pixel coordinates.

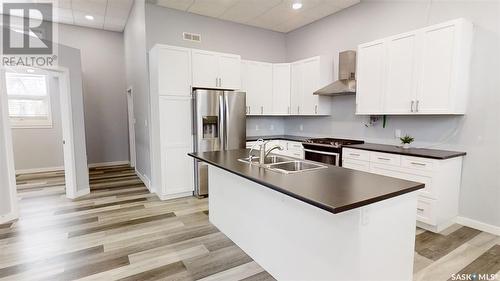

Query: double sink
[{"left": 238, "top": 155, "right": 327, "bottom": 174}]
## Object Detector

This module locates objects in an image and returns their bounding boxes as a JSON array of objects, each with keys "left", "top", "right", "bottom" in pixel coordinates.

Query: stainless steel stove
[{"left": 302, "top": 138, "right": 364, "bottom": 166}]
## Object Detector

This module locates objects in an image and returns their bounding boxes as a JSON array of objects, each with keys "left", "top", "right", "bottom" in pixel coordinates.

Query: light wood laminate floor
[{"left": 0, "top": 165, "right": 498, "bottom": 281}]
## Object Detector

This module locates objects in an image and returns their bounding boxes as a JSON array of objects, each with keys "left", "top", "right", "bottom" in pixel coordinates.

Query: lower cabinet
[
  {"left": 246, "top": 140, "right": 304, "bottom": 159},
  {"left": 342, "top": 148, "right": 463, "bottom": 233}
]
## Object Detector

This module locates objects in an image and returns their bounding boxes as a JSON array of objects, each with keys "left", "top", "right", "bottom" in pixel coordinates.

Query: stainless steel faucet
[{"left": 259, "top": 142, "right": 283, "bottom": 165}]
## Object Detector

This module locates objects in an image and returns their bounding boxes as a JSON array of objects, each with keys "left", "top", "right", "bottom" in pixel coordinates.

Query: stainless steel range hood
[{"left": 314, "top": 50, "right": 356, "bottom": 96}]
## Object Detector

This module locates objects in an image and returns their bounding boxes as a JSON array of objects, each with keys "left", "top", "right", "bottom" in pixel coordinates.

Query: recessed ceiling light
[
  {"left": 85, "top": 15, "right": 94, "bottom": 21},
  {"left": 292, "top": 2, "right": 302, "bottom": 10}
]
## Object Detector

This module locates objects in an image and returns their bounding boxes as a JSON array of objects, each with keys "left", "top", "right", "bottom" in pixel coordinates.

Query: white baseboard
[
  {"left": 66, "top": 187, "right": 90, "bottom": 199},
  {"left": 16, "top": 166, "right": 64, "bottom": 175},
  {"left": 157, "top": 190, "right": 193, "bottom": 201},
  {"left": 88, "top": 161, "right": 130, "bottom": 168},
  {"left": 0, "top": 211, "right": 18, "bottom": 224},
  {"left": 455, "top": 216, "right": 500, "bottom": 236},
  {"left": 135, "top": 168, "right": 151, "bottom": 191}
]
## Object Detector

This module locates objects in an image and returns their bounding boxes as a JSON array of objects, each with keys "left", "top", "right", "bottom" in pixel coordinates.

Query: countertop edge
[
  {"left": 343, "top": 144, "right": 466, "bottom": 160},
  {"left": 188, "top": 153, "right": 425, "bottom": 214}
]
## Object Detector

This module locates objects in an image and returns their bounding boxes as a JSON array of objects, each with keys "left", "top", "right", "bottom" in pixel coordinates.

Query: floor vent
[{"left": 183, "top": 32, "right": 201, "bottom": 42}]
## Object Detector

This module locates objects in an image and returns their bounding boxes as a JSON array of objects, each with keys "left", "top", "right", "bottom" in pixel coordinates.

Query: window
[{"left": 6, "top": 72, "right": 52, "bottom": 128}]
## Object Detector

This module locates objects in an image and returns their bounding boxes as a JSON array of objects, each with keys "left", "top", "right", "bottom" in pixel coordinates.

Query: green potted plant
[{"left": 400, "top": 135, "right": 414, "bottom": 149}]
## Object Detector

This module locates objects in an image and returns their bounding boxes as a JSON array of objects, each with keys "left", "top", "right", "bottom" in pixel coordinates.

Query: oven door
[{"left": 304, "top": 149, "right": 340, "bottom": 166}]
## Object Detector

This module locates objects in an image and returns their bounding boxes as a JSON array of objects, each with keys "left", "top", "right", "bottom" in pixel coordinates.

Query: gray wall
[
  {"left": 145, "top": 5, "right": 287, "bottom": 62},
  {"left": 11, "top": 74, "right": 64, "bottom": 171},
  {"left": 57, "top": 24, "right": 129, "bottom": 165},
  {"left": 283, "top": 0, "right": 500, "bottom": 227},
  {"left": 124, "top": 0, "right": 151, "bottom": 183}
]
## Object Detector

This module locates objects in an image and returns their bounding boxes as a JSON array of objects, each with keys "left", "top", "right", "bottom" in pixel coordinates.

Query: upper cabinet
[
  {"left": 272, "top": 63, "right": 291, "bottom": 115},
  {"left": 151, "top": 45, "right": 192, "bottom": 96},
  {"left": 192, "top": 49, "right": 241, "bottom": 90},
  {"left": 356, "top": 18, "right": 473, "bottom": 115},
  {"left": 241, "top": 60, "right": 273, "bottom": 115},
  {"left": 291, "top": 57, "right": 329, "bottom": 115}
]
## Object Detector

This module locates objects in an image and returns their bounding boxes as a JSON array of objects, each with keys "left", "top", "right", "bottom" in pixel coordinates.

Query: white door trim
[
  {"left": 0, "top": 65, "right": 78, "bottom": 222},
  {"left": 0, "top": 68, "right": 19, "bottom": 223},
  {"left": 126, "top": 87, "right": 136, "bottom": 168}
]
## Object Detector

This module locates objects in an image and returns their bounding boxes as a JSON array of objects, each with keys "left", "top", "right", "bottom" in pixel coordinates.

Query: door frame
[
  {"left": 0, "top": 65, "right": 78, "bottom": 223},
  {"left": 126, "top": 87, "right": 136, "bottom": 168}
]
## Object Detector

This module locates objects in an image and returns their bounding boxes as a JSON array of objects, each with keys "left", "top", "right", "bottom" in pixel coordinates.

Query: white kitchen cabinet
[
  {"left": 241, "top": 60, "right": 273, "bottom": 115},
  {"left": 356, "top": 40, "right": 386, "bottom": 114},
  {"left": 356, "top": 18, "right": 473, "bottom": 115},
  {"left": 272, "top": 63, "right": 291, "bottom": 115},
  {"left": 149, "top": 44, "right": 195, "bottom": 200},
  {"left": 291, "top": 57, "right": 326, "bottom": 115},
  {"left": 154, "top": 45, "right": 192, "bottom": 96},
  {"left": 192, "top": 49, "right": 241, "bottom": 89},
  {"left": 342, "top": 148, "right": 463, "bottom": 233}
]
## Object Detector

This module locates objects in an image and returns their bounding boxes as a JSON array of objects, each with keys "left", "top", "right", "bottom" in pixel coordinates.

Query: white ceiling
[
  {"left": 149, "top": 0, "right": 360, "bottom": 33},
  {"left": 0, "top": 0, "right": 134, "bottom": 32}
]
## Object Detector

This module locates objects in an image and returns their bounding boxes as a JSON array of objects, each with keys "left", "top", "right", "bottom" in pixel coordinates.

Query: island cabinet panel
[
  {"left": 356, "top": 18, "right": 473, "bottom": 115},
  {"left": 342, "top": 148, "right": 464, "bottom": 233},
  {"left": 208, "top": 166, "right": 417, "bottom": 281}
]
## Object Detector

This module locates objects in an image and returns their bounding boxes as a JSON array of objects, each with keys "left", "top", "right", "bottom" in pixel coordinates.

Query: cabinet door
[
  {"left": 159, "top": 96, "right": 194, "bottom": 195},
  {"left": 300, "top": 57, "right": 320, "bottom": 115},
  {"left": 384, "top": 33, "right": 418, "bottom": 113},
  {"left": 192, "top": 50, "right": 218, "bottom": 88},
  {"left": 156, "top": 46, "right": 191, "bottom": 96},
  {"left": 242, "top": 61, "right": 272, "bottom": 115},
  {"left": 290, "top": 62, "right": 301, "bottom": 115},
  {"left": 416, "top": 23, "right": 456, "bottom": 113},
  {"left": 218, "top": 54, "right": 241, "bottom": 90},
  {"left": 272, "top": 63, "right": 291, "bottom": 115},
  {"left": 356, "top": 40, "right": 386, "bottom": 114}
]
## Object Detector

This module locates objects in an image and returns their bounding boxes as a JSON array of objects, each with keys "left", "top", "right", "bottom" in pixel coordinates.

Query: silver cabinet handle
[
  {"left": 350, "top": 153, "right": 360, "bottom": 156},
  {"left": 417, "top": 208, "right": 425, "bottom": 212},
  {"left": 410, "top": 100, "right": 414, "bottom": 112},
  {"left": 377, "top": 157, "right": 391, "bottom": 161},
  {"left": 297, "top": 106, "right": 300, "bottom": 115},
  {"left": 261, "top": 106, "right": 263, "bottom": 114},
  {"left": 216, "top": 78, "right": 218, "bottom": 87},
  {"left": 411, "top": 162, "right": 426, "bottom": 166},
  {"left": 416, "top": 100, "right": 419, "bottom": 112},
  {"left": 287, "top": 106, "right": 290, "bottom": 115},
  {"left": 315, "top": 105, "right": 318, "bottom": 114},
  {"left": 248, "top": 106, "right": 250, "bottom": 114}
]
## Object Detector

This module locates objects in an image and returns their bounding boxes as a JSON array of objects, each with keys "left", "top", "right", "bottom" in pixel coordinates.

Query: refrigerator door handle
[{"left": 219, "top": 93, "right": 226, "bottom": 150}]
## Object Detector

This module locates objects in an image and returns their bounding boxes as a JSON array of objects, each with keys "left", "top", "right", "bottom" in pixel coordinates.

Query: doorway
[
  {"left": 126, "top": 87, "right": 136, "bottom": 168},
  {"left": 0, "top": 66, "right": 77, "bottom": 222}
]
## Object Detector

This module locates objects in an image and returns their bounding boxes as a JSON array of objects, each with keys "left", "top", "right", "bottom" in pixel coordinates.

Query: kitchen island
[{"left": 189, "top": 149, "right": 424, "bottom": 281}]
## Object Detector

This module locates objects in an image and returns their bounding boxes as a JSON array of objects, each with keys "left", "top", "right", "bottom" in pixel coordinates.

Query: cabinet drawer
[
  {"left": 417, "top": 197, "right": 436, "bottom": 225},
  {"left": 402, "top": 156, "right": 435, "bottom": 171},
  {"left": 287, "top": 141, "right": 303, "bottom": 151},
  {"left": 370, "top": 152, "right": 401, "bottom": 166},
  {"left": 343, "top": 148, "right": 370, "bottom": 161},
  {"left": 342, "top": 159, "right": 370, "bottom": 172}
]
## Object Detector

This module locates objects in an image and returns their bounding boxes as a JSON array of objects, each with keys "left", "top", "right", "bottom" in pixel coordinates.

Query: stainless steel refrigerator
[{"left": 193, "top": 89, "right": 246, "bottom": 197}]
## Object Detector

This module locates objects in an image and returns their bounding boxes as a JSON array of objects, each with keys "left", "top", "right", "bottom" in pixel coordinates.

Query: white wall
[
  {"left": 124, "top": 0, "right": 151, "bottom": 183},
  {"left": 57, "top": 24, "right": 129, "bottom": 165},
  {"left": 11, "top": 73, "right": 64, "bottom": 171},
  {"left": 284, "top": 0, "right": 500, "bottom": 228}
]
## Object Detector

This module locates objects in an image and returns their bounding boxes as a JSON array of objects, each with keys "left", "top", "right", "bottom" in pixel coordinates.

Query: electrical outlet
[
  {"left": 395, "top": 129, "right": 402, "bottom": 138},
  {"left": 299, "top": 124, "right": 303, "bottom": 131}
]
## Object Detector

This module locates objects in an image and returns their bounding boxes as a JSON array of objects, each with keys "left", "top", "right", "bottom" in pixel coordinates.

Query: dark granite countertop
[
  {"left": 344, "top": 143, "right": 466, "bottom": 160},
  {"left": 246, "top": 135, "right": 310, "bottom": 142},
  {"left": 188, "top": 149, "right": 424, "bottom": 214}
]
